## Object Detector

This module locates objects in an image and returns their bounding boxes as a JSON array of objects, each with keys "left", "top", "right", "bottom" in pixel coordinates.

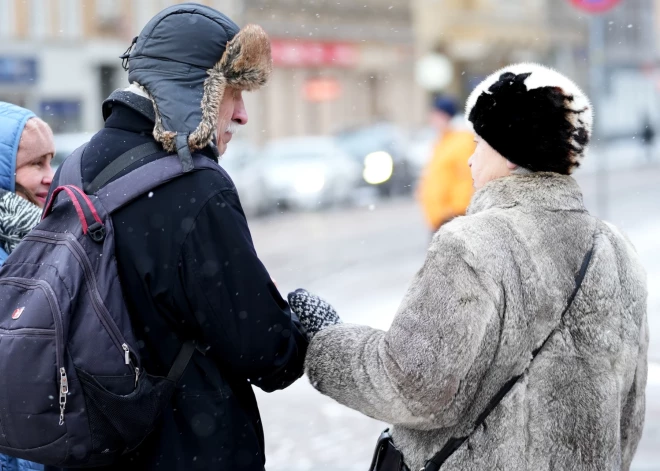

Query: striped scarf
[{"left": 0, "top": 189, "right": 41, "bottom": 255}]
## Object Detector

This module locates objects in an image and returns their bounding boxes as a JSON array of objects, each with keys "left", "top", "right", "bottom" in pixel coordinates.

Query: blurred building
[
  {"left": 596, "top": 0, "right": 658, "bottom": 137},
  {"left": 412, "top": 0, "right": 588, "bottom": 100},
  {"left": 0, "top": 0, "right": 424, "bottom": 142},
  {"left": 243, "top": 0, "right": 423, "bottom": 140},
  {"left": 412, "top": 0, "right": 659, "bottom": 139}
]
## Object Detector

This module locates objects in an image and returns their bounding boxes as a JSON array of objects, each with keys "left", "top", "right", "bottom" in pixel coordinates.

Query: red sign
[
  {"left": 304, "top": 78, "right": 342, "bottom": 102},
  {"left": 569, "top": 0, "right": 621, "bottom": 13},
  {"left": 271, "top": 40, "right": 358, "bottom": 68}
]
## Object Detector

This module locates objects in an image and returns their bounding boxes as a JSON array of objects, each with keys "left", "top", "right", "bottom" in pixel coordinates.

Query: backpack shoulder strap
[{"left": 95, "top": 152, "right": 222, "bottom": 214}]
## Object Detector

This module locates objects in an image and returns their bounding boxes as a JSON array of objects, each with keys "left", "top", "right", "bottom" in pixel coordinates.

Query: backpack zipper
[
  {"left": 122, "top": 344, "right": 140, "bottom": 386},
  {"left": 0, "top": 327, "right": 54, "bottom": 337},
  {"left": 23, "top": 232, "right": 138, "bottom": 380},
  {"left": 59, "top": 368, "right": 68, "bottom": 426}
]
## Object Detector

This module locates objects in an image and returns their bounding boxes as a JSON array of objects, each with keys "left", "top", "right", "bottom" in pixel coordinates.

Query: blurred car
[
  {"left": 220, "top": 139, "right": 274, "bottom": 217},
  {"left": 334, "top": 122, "right": 415, "bottom": 197},
  {"left": 407, "top": 126, "right": 436, "bottom": 175},
  {"left": 261, "top": 136, "right": 362, "bottom": 210},
  {"left": 52, "top": 132, "right": 94, "bottom": 170},
  {"left": 408, "top": 114, "right": 473, "bottom": 176},
  {"left": 53, "top": 134, "right": 273, "bottom": 218}
]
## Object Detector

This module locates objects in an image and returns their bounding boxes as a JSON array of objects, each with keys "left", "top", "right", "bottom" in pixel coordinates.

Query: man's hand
[{"left": 287, "top": 289, "right": 341, "bottom": 339}]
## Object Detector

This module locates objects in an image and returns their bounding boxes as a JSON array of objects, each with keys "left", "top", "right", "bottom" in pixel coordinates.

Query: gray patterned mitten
[{"left": 287, "top": 289, "right": 341, "bottom": 339}]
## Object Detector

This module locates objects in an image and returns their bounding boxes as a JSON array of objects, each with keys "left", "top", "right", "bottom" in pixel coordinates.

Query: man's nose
[{"left": 232, "top": 96, "right": 248, "bottom": 125}]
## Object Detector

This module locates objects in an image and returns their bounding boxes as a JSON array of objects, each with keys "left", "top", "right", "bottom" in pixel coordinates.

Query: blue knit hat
[
  {"left": 0, "top": 102, "right": 35, "bottom": 192},
  {"left": 432, "top": 96, "right": 457, "bottom": 117}
]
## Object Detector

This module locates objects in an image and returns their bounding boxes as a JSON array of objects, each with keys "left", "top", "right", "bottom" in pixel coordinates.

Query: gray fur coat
[{"left": 305, "top": 173, "right": 648, "bottom": 470}]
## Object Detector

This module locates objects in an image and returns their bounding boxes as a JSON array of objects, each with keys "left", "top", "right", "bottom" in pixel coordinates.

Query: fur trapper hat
[
  {"left": 466, "top": 63, "right": 592, "bottom": 174},
  {"left": 123, "top": 3, "right": 272, "bottom": 166}
]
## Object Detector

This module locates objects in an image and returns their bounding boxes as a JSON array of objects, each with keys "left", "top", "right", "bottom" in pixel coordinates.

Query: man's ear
[{"left": 506, "top": 160, "right": 518, "bottom": 170}]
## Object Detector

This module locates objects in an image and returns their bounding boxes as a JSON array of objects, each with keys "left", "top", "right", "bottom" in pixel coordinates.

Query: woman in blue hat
[
  {"left": 0, "top": 102, "right": 55, "bottom": 266},
  {"left": 0, "top": 101, "right": 55, "bottom": 471}
]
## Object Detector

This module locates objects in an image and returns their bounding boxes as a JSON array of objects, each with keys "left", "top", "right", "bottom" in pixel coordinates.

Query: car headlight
[
  {"left": 294, "top": 168, "right": 326, "bottom": 194},
  {"left": 363, "top": 151, "right": 394, "bottom": 185}
]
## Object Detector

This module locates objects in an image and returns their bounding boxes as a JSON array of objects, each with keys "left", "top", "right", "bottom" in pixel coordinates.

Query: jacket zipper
[
  {"left": 24, "top": 231, "right": 138, "bottom": 377},
  {"left": 0, "top": 277, "right": 67, "bottom": 424}
]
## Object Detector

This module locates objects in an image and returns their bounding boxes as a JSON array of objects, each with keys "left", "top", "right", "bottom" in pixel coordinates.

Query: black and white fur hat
[{"left": 466, "top": 63, "right": 592, "bottom": 175}]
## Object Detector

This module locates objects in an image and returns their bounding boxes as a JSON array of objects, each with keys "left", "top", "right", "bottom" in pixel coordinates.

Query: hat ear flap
[
  {"left": 187, "top": 67, "right": 227, "bottom": 152},
  {"left": 130, "top": 81, "right": 178, "bottom": 153}
]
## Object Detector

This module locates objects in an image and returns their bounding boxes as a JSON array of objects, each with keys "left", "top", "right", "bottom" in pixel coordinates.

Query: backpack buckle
[
  {"left": 194, "top": 341, "right": 210, "bottom": 356},
  {"left": 88, "top": 222, "right": 106, "bottom": 243}
]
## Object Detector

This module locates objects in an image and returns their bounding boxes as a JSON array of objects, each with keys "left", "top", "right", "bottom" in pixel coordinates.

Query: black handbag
[
  {"left": 368, "top": 429, "right": 409, "bottom": 471},
  {"left": 369, "top": 238, "right": 595, "bottom": 471}
]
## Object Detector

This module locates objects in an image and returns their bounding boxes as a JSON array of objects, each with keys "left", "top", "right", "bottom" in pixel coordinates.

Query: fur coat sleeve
[{"left": 305, "top": 230, "right": 502, "bottom": 430}]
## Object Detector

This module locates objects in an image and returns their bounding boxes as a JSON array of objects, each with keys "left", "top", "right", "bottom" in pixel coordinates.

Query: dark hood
[{"left": 123, "top": 2, "right": 272, "bottom": 165}]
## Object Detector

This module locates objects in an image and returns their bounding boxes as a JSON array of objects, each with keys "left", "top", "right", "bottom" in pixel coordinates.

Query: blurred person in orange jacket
[{"left": 417, "top": 96, "right": 475, "bottom": 232}]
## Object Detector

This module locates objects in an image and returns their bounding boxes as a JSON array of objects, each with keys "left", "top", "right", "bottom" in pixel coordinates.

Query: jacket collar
[
  {"left": 101, "top": 90, "right": 220, "bottom": 161},
  {"left": 468, "top": 172, "right": 586, "bottom": 215},
  {"left": 102, "top": 89, "right": 156, "bottom": 124}
]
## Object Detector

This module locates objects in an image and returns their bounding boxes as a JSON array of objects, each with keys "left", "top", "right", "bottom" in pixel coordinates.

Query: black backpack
[{"left": 0, "top": 143, "right": 221, "bottom": 467}]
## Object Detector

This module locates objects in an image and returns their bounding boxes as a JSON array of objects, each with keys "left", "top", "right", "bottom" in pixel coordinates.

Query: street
[{"left": 248, "top": 160, "right": 660, "bottom": 471}]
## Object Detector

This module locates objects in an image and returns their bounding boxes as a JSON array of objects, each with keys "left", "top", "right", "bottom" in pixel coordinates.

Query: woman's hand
[{"left": 287, "top": 289, "right": 341, "bottom": 340}]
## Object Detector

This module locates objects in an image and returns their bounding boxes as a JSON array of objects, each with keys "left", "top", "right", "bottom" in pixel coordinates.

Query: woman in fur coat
[{"left": 288, "top": 64, "right": 648, "bottom": 471}]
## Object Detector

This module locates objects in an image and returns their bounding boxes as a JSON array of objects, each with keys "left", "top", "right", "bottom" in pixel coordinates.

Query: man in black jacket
[{"left": 47, "top": 4, "right": 307, "bottom": 470}]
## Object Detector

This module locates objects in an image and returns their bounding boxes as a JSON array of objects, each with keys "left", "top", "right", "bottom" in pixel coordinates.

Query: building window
[
  {"left": 40, "top": 100, "right": 82, "bottom": 133},
  {"left": 95, "top": 0, "right": 123, "bottom": 36},
  {"left": 59, "top": 0, "right": 82, "bottom": 38},
  {"left": 0, "top": 57, "right": 38, "bottom": 85},
  {"left": 134, "top": 0, "right": 154, "bottom": 32},
  {"left": 98, "top": 64, "right": 117, "bottom": 102},
  {"left": 29, "top": 0, "right": 51, "bottom": 39},
  {"left": 0, "top": 0, "right": 15, "bottom": 38}
]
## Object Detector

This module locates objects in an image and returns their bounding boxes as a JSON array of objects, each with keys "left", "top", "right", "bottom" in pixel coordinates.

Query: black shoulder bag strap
[{"left": 422, "top": 234, "right": 596, "bottom": 471}]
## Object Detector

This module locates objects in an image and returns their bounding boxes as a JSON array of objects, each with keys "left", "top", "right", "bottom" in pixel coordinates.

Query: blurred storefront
[
  {"left": 0, "top": 0, "right": 424, "bottom": 142},
  {"left": 242, "top": 0, "right": 423, "bottom": 142}
]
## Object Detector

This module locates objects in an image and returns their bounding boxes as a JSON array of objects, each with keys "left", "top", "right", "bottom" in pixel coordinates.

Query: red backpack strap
[
  {"left": 42, "top": 185, "right": 105, "bottom": 237},
  {"left": 67, "top": 185, "right": 103, "bottom": 226},
  {"left": 42, "top": 186, "right": 89, "bottom": 233}
]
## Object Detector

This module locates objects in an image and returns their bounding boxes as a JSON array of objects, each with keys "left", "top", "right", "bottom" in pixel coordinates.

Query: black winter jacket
[{"left": 46, "top": 92, "right": 308, "bottom": 471}]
